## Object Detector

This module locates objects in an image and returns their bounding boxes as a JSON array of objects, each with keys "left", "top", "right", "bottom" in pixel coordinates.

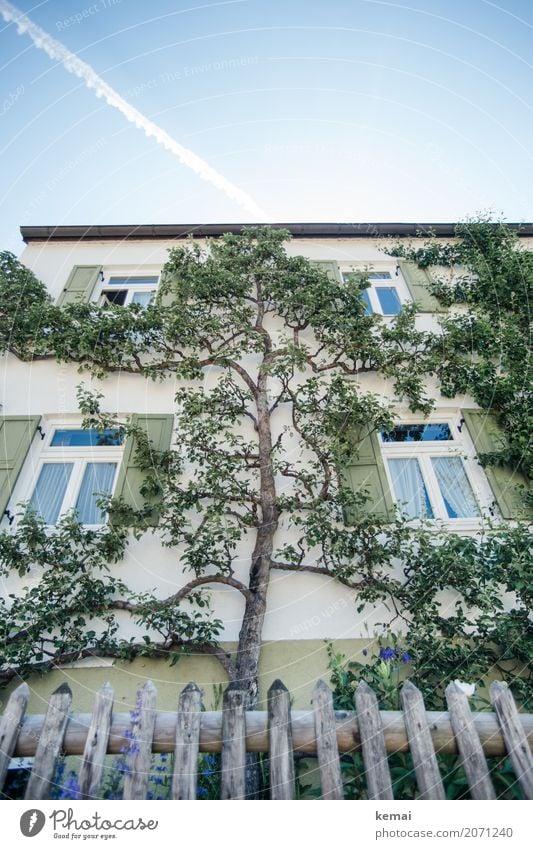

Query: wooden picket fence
[{"left": 0, "top": 677, "right": 532, "bottom": 800}]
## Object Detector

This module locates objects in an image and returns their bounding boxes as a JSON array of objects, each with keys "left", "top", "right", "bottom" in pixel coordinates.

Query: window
[
  {"left": 97, "top": 276, "right": 159, "bottom": 308},
  {"left": 380, "top": 421, "right": 481, "bottom": 520},
  {"left": 26, "top": 427, "right": 123, "bottom": 525},
  {"left": 342, "top": 268, "right": 408, "bottom": 316}
]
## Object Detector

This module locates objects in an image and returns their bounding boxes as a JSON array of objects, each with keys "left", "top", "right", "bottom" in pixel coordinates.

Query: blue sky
[{"left": 0, "top": 0, "right": 532, "bottom": 252}]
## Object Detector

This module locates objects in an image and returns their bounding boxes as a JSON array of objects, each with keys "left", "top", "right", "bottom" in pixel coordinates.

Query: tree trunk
[
  {"left": 234, "top": 353, "right": 279, "bottom": 796},
  {"left": 235, "top": 372, "right": 278, "bottom": 696}
]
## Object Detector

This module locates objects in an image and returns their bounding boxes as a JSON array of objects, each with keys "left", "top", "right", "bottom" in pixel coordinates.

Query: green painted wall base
[{"left": 2, "top": 640, "right": 371, "bottom": 713}]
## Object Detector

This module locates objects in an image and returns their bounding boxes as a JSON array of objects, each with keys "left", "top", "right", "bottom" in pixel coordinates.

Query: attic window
[{"left": 98, "top": 275, "right": 159, "bottom": 308}]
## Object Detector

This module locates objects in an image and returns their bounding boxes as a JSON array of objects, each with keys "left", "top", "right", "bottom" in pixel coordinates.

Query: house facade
[{"left": 1, "top": 222, "right": 530, "bottom": 711}]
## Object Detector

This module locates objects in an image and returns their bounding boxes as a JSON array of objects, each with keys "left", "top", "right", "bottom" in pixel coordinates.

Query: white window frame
[
  {"left": 340, "top": 262, "right": 411, "bottom": 316},
  {"left": 93, "top": 266, "right": 161, "bottom": 307},
  {"left": 379, "top": 412, "right": 495, "bottom": 529},
  {"left": 7, "top": 419, "right": 123, "bottom": 529}
]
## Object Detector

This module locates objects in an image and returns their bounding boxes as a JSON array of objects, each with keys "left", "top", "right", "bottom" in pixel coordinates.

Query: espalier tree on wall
[{"left": 0, "top": 223, "right": 530, "bottom": 709}]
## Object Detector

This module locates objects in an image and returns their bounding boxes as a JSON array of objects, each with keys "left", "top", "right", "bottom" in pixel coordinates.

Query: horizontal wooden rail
[
  {"left": 2, "top": 680, "right": 532, "bottom": 800},
  {"left": 8, "top": 707, "right": 533, "bottom": 759}
]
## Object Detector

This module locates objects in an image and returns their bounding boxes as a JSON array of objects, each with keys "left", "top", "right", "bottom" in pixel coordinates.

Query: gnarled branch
[{"left": 271, "top": 560, "right": 366, "bottom": 591}]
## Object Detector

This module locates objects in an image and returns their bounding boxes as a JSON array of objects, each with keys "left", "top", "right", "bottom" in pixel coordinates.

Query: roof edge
[{"left": 20, "top": 222, "right": 533, "bottom": 243}]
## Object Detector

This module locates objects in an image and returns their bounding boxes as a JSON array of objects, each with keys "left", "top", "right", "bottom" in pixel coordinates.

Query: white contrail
[{"left": 0, "top": 0, "right": 269, "bottom": 220}]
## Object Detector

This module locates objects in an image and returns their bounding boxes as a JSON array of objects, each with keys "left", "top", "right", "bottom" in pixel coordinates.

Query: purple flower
[
  {"left": 379, "top": 647, "right": 396, "bottom": 661},
  {"left": 401, "top": 652, "right": 412, "bottom": 664},
  {"left": 53, "top": 758, "right": 66, "bottom": 796},
  {"left": 59, "top": 771, "right": 81, "bottom": 801}
]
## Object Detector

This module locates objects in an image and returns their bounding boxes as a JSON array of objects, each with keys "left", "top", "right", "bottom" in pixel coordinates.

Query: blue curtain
[
  {"left": 376, "top": 287, "right": 401, "bottom": 315},
  {"left": 27, "top": 463, "right": 73, "bottom": 524},
  {"left": 432, "top": 457, "right": 480, "bottom": 518},
  {"left": 387, "top": 458, "right": 433, "bottom": 519},
  {"left": 131, "top": 291, "right": 154, "bottom": 307},
  {"left": 75, "top": 463, "right": 117, "bottom": 524}
]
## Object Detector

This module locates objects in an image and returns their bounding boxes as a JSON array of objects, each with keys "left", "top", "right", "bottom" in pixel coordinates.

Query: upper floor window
[
  {"left": 97, "top": 276, "right": 159, "bottom": 308},
  {"left": 380, "top": 421, "right": 480, "bottom": 520},
  {"left": 341, "top": 268, "right": 408, "bottom": 316},
  {"left": 26, "top": 427, "right": 123, "bottom": 526}
]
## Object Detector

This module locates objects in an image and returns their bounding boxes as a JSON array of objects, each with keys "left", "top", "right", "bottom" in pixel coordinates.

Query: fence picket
[
  {"left": 445, "top": 683, "right": 496, "bottom": 800},
  {"left": 122, "top": 681, "right": 157, "bottom": 801},
  {"left": 355, "top": 680, "right": 394, "bottom": 800},
  {"left": 0, "top": 682, "right": 29, "bottom": 794},
  {"left": 400, "top": 681, "right": 445, "bottom": 800},
  {"left": 312, "top": 680, "right": 343, "bottom": 800},
  {"left": 221, "top": 687, "right": 247, "bottom": 800},
  {"left": 172, "top": 682, "right": 202, "bottom": 800},
  {"left": 490, "top": 682, "right": 533, "bottom": 800},
  {"left": 25, "top": 683, "right": 72, "bottom": 800},
  {"left": 267, "top": 679, "right": 295, "bottom": 800},
  {"left": 78, "top": 682, "right": 114, "bottom": 800}
]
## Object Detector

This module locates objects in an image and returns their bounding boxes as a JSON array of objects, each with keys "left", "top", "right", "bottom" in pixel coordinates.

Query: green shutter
[
  {"left": 462, "top": 409, "right": 531, "bottom": 520},
  {"left": 309, "top": 261, "right": 343, "bottom": 283},
  {"left": 342, "top": 427, "right": 394, "bottom": 522},
  {"left": 112, "top": 414, "right": 174, "bottom": 526},
  {"left": 56, "top": 265, "right": 102, "bottom": 306},
  {"left": 155, "top": 268, "right": 179, "bottom": 308},
  {"left": 0, "top": 416, "right": 40, "bottom": 516},
  {"left": 399, "top": 260, "right": 443, "bottom": 313}
]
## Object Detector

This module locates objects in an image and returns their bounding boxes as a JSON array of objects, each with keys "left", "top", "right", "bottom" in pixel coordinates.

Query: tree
[
  {"left": 391, "top": 218, "right": 533, "bottom": 493},
  {"left": 0, "top": 223, "right": 530, "bottom": 714}
]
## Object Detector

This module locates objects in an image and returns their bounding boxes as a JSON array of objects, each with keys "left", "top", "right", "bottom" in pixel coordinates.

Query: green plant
[{"left": 327, "top": 646, "right": 525, "bottom": 800}]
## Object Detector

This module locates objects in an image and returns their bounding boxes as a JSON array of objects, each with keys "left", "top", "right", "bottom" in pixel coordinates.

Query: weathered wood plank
[
  {"left": 355, "top": 681, "right": 393, "bottom": 800},
  {"left": 10, "top": 708, "right": 533, "bottom": 757},
  {"left": 25, "top": 683, "right": 72, "bottom": 800},
  {"left": 267, "top": 679, "right": 295, "bottom": 800},
  {"left": 221, "top": 687, "right": 246, "bottom": 800},
  {"left": 445, "top": 682, "right": 496, "bottom": 800},
  {"left": 312, "top": 680, "right": 343, "bottom": 800},
  {"left": 0, "top": 682, "right": 30, "bottom": 794},
  {"left": 78, "top": 683, "right": 114, "bottom": 800},
  {"left": 490, "top": 682, "right": 533, "bottom": 800},
  {"left": 172, "top": 682, "right": 202, "bottom": 800},
  {"left": 122, "top": 681, "right": 157, "bottom": 801},
  {"left": 400, "top": 681, "right": 445, "bottom": 800}
]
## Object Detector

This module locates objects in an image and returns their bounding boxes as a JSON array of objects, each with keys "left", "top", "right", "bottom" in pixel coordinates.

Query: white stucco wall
[{"left": 0, "top": 235, "right": 513, "bottom": 642}]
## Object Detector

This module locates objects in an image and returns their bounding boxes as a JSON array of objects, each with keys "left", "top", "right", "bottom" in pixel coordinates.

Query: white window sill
[
  {"left": 403, "top": 515, "right": 499, "bottom": 534},
  {"left": 4, "top": 517, "right": 110, "bottom": 533}
]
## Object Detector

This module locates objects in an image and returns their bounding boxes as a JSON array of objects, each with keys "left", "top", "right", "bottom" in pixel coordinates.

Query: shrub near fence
[{"left": 0, "top": 678, "right": 532, "bottom": 800}]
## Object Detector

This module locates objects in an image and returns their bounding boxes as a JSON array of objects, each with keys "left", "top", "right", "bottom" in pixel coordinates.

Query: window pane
[
  {"left": 432, "top": 456, "right": 480, "bottom": 518},
  {"left": 51, "top": 429, "right": 123, "bottom": 447},
  {"left": 108, "top": 276, "right": 158, "bottom": 286},
  {"left": 131, "top": 290, "right": 155, "bottom": 307},
  {"left": 27, "top": 463, "right": 73, "bottom": 524},
  {"left": 102, "top": 290, "right": 127, "bottom": 305},
  {"left": 388, "top": 458, "right": 433, "bottom": 519},
  {"left": 75, "top": 463, "right": 117, "bottom": 524},
  {"left": 382, "top": 423, "right": 453, "bottom": 443},
  {"left": 368, "top": 271, "right": 392, "bottom": 279},
  {"left": 360, "top": 289, "right": 373, "bottom": 315},
  {"left": 376, "top": 287, "right": 402, "bottom": 315}
]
